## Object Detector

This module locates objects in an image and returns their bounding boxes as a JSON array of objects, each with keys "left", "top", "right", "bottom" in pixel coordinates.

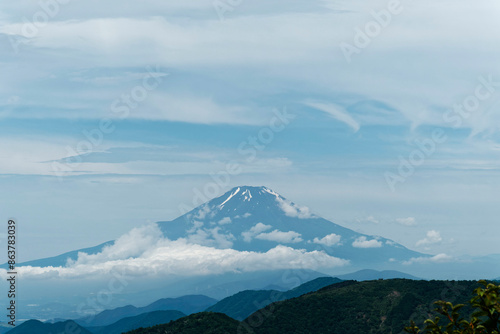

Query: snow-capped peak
[
  {"left": 262, "top": 187, "right": 280, "bottom": 198},
  {"left": 241, "top": 189, "right": 253, "bottom": 201},
  {"left": 219, "top": 187, "right": 241, "bottom": 209}
]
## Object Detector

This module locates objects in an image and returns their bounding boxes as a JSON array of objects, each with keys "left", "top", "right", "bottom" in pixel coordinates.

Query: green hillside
[
  {"left": 244, "top": 279, "right": 478, "bottom": 334},
  {"left": 125, "top": 312, "right": 239, "bottom": 334},
  {"left": 89, "top": 310, "right": 185, "bottom": 334},
  {"left": 206, "top": 276, "right": 343, "bottom": 320}
]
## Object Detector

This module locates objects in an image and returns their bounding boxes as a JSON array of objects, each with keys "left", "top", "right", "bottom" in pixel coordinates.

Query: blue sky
[{"left": 0, "top": 0, "right": 499, "bottom": 261}]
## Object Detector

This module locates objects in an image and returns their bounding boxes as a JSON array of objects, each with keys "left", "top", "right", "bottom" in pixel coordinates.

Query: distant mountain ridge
[
  {"left": 75, "top": 295, "right": 217, "bottom": 327},
  {"left": 337, "top": 269, "right": 422, "bottom": 281},
  {"left": 6, "top": 320, "right": 92, "bottom": 334},
  {"left": 169, "top": 269, "right": 329, "bottom": 300},
  {"left": 206, "top": 276, "right": 343, "bottom": 320},
  {"left": 124, "top": 279, "right": 482, "bottom": 334}
]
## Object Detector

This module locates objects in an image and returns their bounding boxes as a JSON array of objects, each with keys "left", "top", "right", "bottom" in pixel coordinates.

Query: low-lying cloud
[
  {"left": 313, "top": 233, "right": 341, "bottom": 246},
  {"left": 403, "top": 253, "right": 453, "bottom": 265},
  {"left": 276, "top": 197, "right": 313, "bottom": 219},
  {"left": 0, "top": 224, "right": 348, "bottom": 280},
  {"left": 256, "top": 229, "right": 303, "bottom": 243},
  {"left": 241, "top": 222, "right": 272, "bottom": 242},
  {"left": 352, "top": 236, "right": 382, "bottom": 248},
  {"left": 395, "top": 217, "right": 417, "bottom": 226},
  {"left": 416, "top": 230, "right": 442, "bottom": 246}
]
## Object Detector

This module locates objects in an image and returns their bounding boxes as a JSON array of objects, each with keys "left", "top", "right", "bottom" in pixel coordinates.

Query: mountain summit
[
  {"left": 8, "top": 186, "right": 425, "bottom": 270},
  {"left": 157, "top": 186, "right": 424, "bottom": 265}
]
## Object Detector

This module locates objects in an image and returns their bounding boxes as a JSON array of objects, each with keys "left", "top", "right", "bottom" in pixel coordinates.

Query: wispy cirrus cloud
[{"left": 304, "top": 101, "right": 360, "bottom": 132}]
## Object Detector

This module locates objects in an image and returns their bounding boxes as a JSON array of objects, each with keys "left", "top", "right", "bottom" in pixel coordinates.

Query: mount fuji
[
  {"left": 12, "top": 186, "right": 425, "bottom": 269},
  {"left": 156, "top": 186, "right": 424, "bottom": 265}
]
